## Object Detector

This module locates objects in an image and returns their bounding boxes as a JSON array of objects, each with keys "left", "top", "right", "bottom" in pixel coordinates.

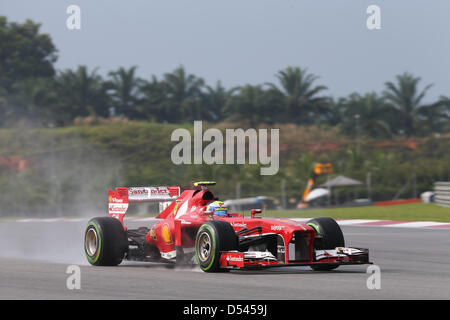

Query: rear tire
[
  {"left": 84, "top": 217, "right": 128, "bottom": 266},
  {"left": 307, "top": 217, "right": 345, "bottom": 271},
  {"left": 195, "top": 221, "right": 238, "bottom": 272}
]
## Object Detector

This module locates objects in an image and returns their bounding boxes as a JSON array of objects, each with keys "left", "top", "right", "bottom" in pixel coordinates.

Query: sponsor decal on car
[
  {"left": 231, "top": 222, "right": 247, "bottom": 228},
  {"left": 129, "top": 188, "right": 149, "bottom": 196},
  {"left": 128, "top": 187, "right": 179, "bottom": 201},
  {"left": 160, "top": 250, "right": 176, "bottom": 260},
  {"left": 337, "top": 247, "right": 364, "bottom": 255},
  {"left": 221, "top": 252, "right": 245, "bottom": 267},
  {"left": 150, "top": 187, "right": 170, "bottom": 195},
  {"left": 226, "top": 255, "right": 243, "bottom": 262},
  {"left": 270, "top": 225, "right": 285, "bottom": 231},
  {"left": 108, "top": 203, "right": 128, "bottom": 214},
  {"left": 109, "top": 197, "right": 124, "bottom": 203}
]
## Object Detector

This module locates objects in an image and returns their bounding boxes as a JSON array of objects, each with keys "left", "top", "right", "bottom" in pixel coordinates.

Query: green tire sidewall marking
[
  {"left": 195, "top": 224, "right": 216, "bottom": 271},
  {"left": 85, "top": 221, "right": 102, "bottom": 264},
  {"left": 307, "top": 222, "right": 320, "bottom": 234}
]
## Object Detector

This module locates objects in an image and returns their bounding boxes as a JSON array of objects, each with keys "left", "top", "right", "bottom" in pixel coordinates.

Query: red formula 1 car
[{"left": 84, "top": 182, "right": 371, "bottom": 272}]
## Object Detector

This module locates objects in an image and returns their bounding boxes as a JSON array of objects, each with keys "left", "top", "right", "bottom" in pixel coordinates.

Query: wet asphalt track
[{"left": 0, "top": 219, "right": 449, "bottom": 299}]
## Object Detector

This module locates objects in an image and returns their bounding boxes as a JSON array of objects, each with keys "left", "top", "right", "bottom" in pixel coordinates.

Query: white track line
[
  {"left": 382, "top": 221, "right": 450, "bottom": 228},
  {"left": 336, "top": 219, "right": 381, "bottom": 225}
]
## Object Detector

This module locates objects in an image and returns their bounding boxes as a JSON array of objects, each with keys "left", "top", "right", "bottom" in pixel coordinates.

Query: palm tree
[
  {"left": 54, "top": 66, "right": 109, "bottom": 124},
  {"left": 162, "top": 66, "right": 205, "bottom": 122},
  {"left": 200, "top": 81, "right": 239, "bottom": 122},
  {"left": 324, "top": 97, "right": 344, "bottom": 126},
  {"left": 339, "top": 92, "right": 393, "bottom": 138},
  {"left": 139, "top": 75, "right": 169, "bottom": 122},
  {"left": 383, "top": 72, "right": 433, "bottom": 136},
  {"left": 416, "top": 95, "right": 450, "bottom": 134},
  {"left": 107, "top": 66, "right": 142, "bottom": 118},
  {"left": 267, "top": 66, "right": 328, "bottom": 124},
  {"left": 225, "top": 85, "right": 280, "bottom": 126}
]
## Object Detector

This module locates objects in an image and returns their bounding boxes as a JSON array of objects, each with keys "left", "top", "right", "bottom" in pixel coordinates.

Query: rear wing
[{"left": 108, "top": 186, "right": 181, "bottom": 223}]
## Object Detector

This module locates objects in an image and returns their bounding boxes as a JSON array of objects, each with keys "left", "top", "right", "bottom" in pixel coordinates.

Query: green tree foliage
[
  {"left": 161, "top": 66, "right": 205, "bottom": 123},
  {"left": 416, "top": 95, "right": 450, "bottom": 135},
  {"left": 0, "top": 17, "right": 57, "bottom": 91},
  {"left": 8, "top": 77, "right": 57, "bottom": 126},
  {"left": 225, "top": 85, "right": 282, "bottom": 126},
  {"left": 201, "top": 81, "right": 232, "bottom": 122},
  {"left": 1, "top": 16, "right": 449, "bottom": 139},
  {"left": 106, "top": 66, "right": 142, "bottom": 119},
  {"left": 53, "top": 66, "right": 110, "bottom": 125},
  {"left": 383, "top": 72, "right": 434, "bottom": 136},
  {"left": 138, "top": 75, "right": 169, "bottom": 122},
  {"left": 338, "top": 92, "right": 394, "bottom": 138},
  {"left": 267, "top": 66, "right": 329, "bottom": 124}
]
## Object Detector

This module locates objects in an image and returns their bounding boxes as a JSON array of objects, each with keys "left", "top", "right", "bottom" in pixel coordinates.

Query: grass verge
[
  {"left": 264, "top": 203, "right": 450, "bottom": 222},
  {"left": 2, "top": 203, "right": 449, "bottom": 223}
]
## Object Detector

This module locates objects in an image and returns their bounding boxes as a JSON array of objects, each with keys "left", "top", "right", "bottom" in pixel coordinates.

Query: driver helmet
[{"left": 206, "top": 201, "right": 228, "bottom": 216}]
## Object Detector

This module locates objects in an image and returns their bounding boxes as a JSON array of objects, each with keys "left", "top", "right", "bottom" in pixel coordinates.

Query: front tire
[
  {"left": 195, "top": 221, "right": 238, "bottom": 272},
  {"left": 84, "top": 217, "right": 128, "bottom": 266},
  {"left": 307, "top": 217, "right": 345, "bottom": 271}
]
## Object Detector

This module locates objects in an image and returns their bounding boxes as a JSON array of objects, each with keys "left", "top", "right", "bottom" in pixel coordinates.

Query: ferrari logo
[{"left": 161, "top": 224, "right": 172, "bottom": 243}]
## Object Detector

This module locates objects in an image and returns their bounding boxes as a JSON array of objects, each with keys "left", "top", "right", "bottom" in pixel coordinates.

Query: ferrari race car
[{"left": 84, "top": 182, "right": 371, "bottom": 272}]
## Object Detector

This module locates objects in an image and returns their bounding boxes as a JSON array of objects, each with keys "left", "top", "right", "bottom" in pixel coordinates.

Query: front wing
[{"left": 219, "top": 247, "right": 371, "bottom": 269}]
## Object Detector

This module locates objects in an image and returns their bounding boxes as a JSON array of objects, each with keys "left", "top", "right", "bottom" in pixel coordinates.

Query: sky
[{"left": 1, "top": 0, "right": 450, "bottom": 102}]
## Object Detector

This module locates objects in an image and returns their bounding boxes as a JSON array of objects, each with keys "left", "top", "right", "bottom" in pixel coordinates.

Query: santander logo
[{"left": 226, "top": 255, "right": 243, "bottom": 262}]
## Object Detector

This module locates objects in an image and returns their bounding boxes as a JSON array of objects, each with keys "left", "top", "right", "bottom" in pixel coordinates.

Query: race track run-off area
[{"left": 0, "top": 218, "right": 449, "bottom": 299}]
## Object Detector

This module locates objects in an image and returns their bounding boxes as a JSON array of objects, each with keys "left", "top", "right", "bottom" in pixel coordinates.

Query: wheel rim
[
  {"left": 198, "top": 232, "right": 212, "bottom": 262},
  {"left": 85, "top": 228, "right": 98, "bottom": 256}
]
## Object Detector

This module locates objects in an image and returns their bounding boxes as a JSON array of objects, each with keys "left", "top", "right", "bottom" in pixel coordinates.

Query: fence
[{"left": 434, "top": 182, "right": 450, "bottom": 207}]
